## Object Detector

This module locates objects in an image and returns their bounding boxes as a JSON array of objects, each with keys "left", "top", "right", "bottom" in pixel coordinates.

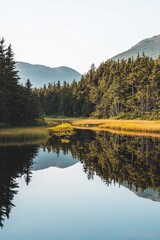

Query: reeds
[
  {"left": 0, "top": 127, "right": 49, "bottom": 143},
  {"left": 98, "top": 120, "right": 160, "bottom": 133},
  {"left": 45, "top": 118, "right": 160, "bottom": 134},
  {"left": 72, "top": 119, "right": 160, "bottom": 133}
]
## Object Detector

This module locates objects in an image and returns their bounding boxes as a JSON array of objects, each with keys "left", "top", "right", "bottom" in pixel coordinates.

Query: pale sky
[{"left": 1, "top": 0, "right": 160, "bottom": 73}]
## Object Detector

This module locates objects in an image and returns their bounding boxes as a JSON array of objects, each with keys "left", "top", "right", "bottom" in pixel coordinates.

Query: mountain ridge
[
  {"left": 16, "top": 61, "right": 81, "bottom": 88},
  {"left": 112, "top": 34, "right": 160, "bottom": 60}
]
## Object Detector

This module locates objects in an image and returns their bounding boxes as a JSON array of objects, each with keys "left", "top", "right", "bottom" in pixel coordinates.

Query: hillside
[
  {"left": 112, "top": 35, "right": 160, "bottom": 60},
  {"left": 16, "top": 61, "right": 81, "bottom": 88}
]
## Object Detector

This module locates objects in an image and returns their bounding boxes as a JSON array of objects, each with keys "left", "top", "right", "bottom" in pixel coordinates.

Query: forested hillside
[
  {"left": 36, "top": 54, "right": 160, "bottom": 119},
  {"left": 1, "top": 37, "right": 160, "bottom": 124}
]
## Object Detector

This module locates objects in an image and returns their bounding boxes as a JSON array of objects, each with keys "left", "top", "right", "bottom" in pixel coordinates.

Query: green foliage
[{"left": 0, "top": 39, "right": 41, "bottom": 125}]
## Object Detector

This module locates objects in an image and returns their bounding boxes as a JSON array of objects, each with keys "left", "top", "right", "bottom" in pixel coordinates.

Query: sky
[{"left": 1, "top": 0, "right": 160, "bottom": 74}]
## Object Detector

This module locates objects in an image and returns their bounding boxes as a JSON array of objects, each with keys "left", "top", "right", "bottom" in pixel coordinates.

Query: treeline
[
  {"left": 35, "top": 54, "right": 160, "bottom": 119},
  {"left": 1, "top": 37, "right": 160, "bottom": 124},
  {"left": 0, "top": 38, "right": 40, "bottom": 125}
]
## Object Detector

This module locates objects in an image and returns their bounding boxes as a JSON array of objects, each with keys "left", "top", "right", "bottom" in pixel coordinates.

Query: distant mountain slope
[
  {"left": 112, "top": 35, "right": 160, "bottom": 60},
  {"left": 16, "top": 61, "right": 81, "bottom": 88}
]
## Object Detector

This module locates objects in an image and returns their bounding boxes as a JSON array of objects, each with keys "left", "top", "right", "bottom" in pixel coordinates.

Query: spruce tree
[
  {"left": 5, "top": 44, "right": 21, "bottom": 122},
  {"left": 0, "top": 38, "right": 7, "bottom": 122}
]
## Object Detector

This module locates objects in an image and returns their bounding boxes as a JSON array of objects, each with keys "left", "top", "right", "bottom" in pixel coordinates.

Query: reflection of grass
[
  {"left": 48, "top": 123, "right": 75, "bottom": 137},
  {"left": 60, "top": 138, "right": 70, "bottom": 143},
  {"left": 0, "top": 139, "right": 47, "bottom": 147},
  {"left": 73, "top": 126, "right": 160, "bottom": 138},
  {"left": 0, "top": 127, "right": 49, "bottom": 143}
]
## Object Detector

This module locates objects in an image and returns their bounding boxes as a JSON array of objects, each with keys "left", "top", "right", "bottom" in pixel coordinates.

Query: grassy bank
[
  {"left": 0, "top": 127, "right": 49, "bottom": 143},
  {"left": 72, "top": 119, "right": 160, "bottom": 133},
  {"left": 1, "top": 118, "right": 160, "bottom": 143},
  {"left": 45, "top": 118, "right": 160, "bottom": 137},
  {"left": 45, "top": 117, "right": 77, "bottom": 126}
]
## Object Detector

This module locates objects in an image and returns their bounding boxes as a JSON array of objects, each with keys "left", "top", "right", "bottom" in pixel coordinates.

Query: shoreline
[
  {"left": 45, "top": 118, "right": 160, "bottom": 138},
  {"left": 1, "top": 119, "right": 160, "bottom": 139}
]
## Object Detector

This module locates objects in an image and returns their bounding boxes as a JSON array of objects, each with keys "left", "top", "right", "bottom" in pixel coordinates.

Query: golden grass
[
  {"left": 99, "top": 120, "right": 160, "bottom": 133},
  {"left": 45, "top": 117, "right": 77, "bottom": 126},
  {"left": 40, "top": 117, "right": 160, "bottom": 137},
  {"left": 73, "top": 126, "right": 160, "bottom": 138},
  {"left": 48, "top": 122, "right": 75, "bottom": 137},
  {"left": 72, "top": 119, "right": 160, "bottom": 132},
  {"left": 0, "top": 127, "right": 49, "bottom": 142},
  {"left": 1, "top": 118, "right": 160, "bottom": 144}
]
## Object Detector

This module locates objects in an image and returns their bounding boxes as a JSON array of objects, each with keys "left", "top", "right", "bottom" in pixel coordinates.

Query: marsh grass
[
  {"left": 48, "top": 123, "right": 75, "bottom": 137},
  {"left": 71, "top": 119, "right": 160, "bottom": 135},
  {"left": 45, "top": 118, "right": 160, "bottom": 134},
  {"left": 98, "top": 120, "right": 160, "bottom": 133},
  {"left": 44, "top": 118, "right": 60, "bottom": 127},
  {"left": 45, "top": 117, "right": 78, "bottom": 126},
  {"left": 0, "top": 127, "right": 49, "bottom": 143}
]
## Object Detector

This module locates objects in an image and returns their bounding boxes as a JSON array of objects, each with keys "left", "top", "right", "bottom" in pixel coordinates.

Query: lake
[{"left": 0, "top": 129, "right": 160, "bottom": 240}]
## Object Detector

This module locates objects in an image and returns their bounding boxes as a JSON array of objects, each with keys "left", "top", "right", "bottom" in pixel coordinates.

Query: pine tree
[
  {"left": 5, "top": 44, "right": 21, "bottom": 122},
  {"left": 0, "top": 38, "right": 8, "bottom": 122},
  {"left": 0, "top": 38, "right": 40, "bottom": 125}
]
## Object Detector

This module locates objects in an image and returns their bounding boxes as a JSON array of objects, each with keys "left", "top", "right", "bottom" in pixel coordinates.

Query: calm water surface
[{"left": 0, "top": 129, "right": 160, "bottom": 240}]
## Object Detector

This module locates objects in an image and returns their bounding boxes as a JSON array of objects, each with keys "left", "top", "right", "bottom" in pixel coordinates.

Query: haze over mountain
[
  {"left": 112, "top": 35, "right": 160, "bottom": 60},
  {"left": 16, "top": 61, "right": 81, "bottom": 88}
]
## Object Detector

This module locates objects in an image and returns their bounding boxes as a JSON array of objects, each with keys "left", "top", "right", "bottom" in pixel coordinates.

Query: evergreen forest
[
  {"left": 0, "top": 38, "right": 40, "bottom": 125},
  {"left": 1, "top": 38, "right": 160, "bottom": 125},
  {"left": 37, "top": 55, "right": 160, "bottom": 119}
]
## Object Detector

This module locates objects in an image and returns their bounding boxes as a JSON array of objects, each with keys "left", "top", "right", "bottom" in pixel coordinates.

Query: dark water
[{"left": 1, "top": 129, "right": 160, "bottom": 240}]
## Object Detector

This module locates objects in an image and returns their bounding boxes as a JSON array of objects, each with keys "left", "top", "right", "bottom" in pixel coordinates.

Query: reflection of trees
[
  {"left": 0, "top": 145, "right": 39, "bottom": 227},
  {"left": 47, "top": 130, "right": 160, "bottom": 192},
  {"left": 1, "top": 130, "right": 160, "bottom": 227}
]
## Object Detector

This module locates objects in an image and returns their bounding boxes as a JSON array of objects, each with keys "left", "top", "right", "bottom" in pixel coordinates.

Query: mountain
[
  {"left": 16, "top": 61, "right": 81, "bottom": 88},
  {"left": 112, "top": 35, "right": 160, "bottom": 60}
]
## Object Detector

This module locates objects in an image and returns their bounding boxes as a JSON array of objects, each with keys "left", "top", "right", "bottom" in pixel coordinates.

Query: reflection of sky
[{"left": 1, "top": 153, "right": 160, "bottom": 240}]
